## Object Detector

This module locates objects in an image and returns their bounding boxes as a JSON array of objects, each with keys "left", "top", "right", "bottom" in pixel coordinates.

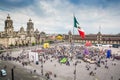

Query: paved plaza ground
[
  {"left": 12, "top": 56, "right": 120, "bottom": 80},
  {"left": 0, "top": 44, "right": 120, "bottom": 80}
]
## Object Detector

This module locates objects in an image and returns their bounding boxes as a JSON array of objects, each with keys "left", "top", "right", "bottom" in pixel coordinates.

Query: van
[
  {"left": 0, "top": 69, "right": 7, "bottom": 76},
  {"left": 95, "top": 44, "right": 102, "bottom": 47}
]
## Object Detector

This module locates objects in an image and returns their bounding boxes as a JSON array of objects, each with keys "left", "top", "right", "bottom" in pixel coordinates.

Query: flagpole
[
  {"left": 73, "top": 13, "right": 75, "bottom": 45},
  {"left": 99, "top": 25, "right": 101, "bottom": 32},
  {"left": 70, "top": 14, "right": 75, "bottom": 57}
]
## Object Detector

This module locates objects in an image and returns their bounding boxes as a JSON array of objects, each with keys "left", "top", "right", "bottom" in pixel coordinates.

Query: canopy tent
[
  {"left": 43, "top": 43, "right": 50, "bottom": 48},
  {"left": 84, "top": 48, "right": 89, "bottom": 55},
  {"left": 60, "top": 57, "right": 68, "bottom": 63},
  {"left": 106, "top": 49, "right": 111, "bottom": 58},
  {"left": 29, "top": 51, "right": 39, "bottom": 64},
  {"left": 85, "top": 41, "right": 92, "bottom": 46}
]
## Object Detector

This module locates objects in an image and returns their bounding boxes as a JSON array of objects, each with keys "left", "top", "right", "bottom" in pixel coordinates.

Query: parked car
[
  {"left": 112, "top": 44, "right": 120, "bottom": 48},
  {"left": 0, "top": 69, "right": 7, "bottom": 76}
]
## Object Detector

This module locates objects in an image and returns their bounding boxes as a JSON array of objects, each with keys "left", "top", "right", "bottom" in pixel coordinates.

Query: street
[{"left": 0, "top": 60, "right": 46, "bottom": 80}]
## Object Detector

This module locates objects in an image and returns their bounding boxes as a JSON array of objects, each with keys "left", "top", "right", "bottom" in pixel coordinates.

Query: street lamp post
[
  {"left": 41, "top": 54, "right": 44, "bottom": 75},
  {"left": 11, "top": 68, "right": 14, "bottom": 80},
  {"left": 11, "top": 66, "right": 16, "bottom": 80},
  {"left": 41, "top": 63, "right": 43, "bottom": 75},
  {"left": 74, "top": 61, "right": 77, "bottom": 80}
]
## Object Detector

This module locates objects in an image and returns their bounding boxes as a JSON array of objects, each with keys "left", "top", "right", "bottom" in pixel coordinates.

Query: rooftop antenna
[{"left": 99, "top": 25, "right": 101, "bottom": 33}]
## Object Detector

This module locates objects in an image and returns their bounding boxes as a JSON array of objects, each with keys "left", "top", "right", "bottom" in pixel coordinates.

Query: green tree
[{"left": 32, "top": 42, "right": 35, "bottom": 46}]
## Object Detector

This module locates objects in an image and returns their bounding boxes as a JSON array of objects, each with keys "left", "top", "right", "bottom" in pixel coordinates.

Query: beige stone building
[{"left": 0, "top": 15, "right": 44, "bottom": 47}]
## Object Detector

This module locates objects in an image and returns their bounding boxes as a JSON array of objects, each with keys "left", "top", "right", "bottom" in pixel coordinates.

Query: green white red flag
[
  {"left": 78, "top": 27, "right": 85, "bottom": 39},
  {"left": 74, "top": 16, "right": 85, "bottom": 39}
]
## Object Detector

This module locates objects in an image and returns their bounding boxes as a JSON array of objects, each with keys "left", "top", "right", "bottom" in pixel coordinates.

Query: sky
[{"left": 0, "top": 0, "right": 120, "bottom": 35}]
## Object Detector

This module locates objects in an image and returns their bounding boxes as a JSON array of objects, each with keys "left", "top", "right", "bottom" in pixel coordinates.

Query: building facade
[
  {"left": 0, "top": 15, "right": 45, "bottom": 47},
  {"left": 64, "top": 31, "right": 120, "bottom": 45},
  {"left": 0, "top": 15, "right": 119, "bottom": 47}
]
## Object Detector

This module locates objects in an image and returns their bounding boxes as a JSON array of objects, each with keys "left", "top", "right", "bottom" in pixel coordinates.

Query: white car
[{"left": 0, "top": 69, "right": 7, "bottom": 76}]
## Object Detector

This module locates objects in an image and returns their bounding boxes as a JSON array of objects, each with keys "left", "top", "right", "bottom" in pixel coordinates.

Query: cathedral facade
[{"left": 0, "top": 15, "right": 41, "bottom": 47}]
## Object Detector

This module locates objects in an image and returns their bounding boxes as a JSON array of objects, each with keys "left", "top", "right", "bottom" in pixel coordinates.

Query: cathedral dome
[{"left": 20, "top": 27, "right": 24, "bottom": 33}]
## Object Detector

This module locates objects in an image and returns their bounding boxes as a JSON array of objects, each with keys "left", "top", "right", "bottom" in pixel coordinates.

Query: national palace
[{"left": 64, "top": 31, "right": 120, "bottom": 45}]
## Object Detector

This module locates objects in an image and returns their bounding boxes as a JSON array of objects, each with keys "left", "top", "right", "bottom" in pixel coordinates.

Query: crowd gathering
[{"left": 0, "top": 43, "right": 120, "bottom": 80}]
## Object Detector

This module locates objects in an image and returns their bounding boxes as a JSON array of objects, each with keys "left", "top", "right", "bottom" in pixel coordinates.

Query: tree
[
  {"left": 32, "top": 42, "right": 35, "bottom": 46},
  {"left": 56, "top": 35, "right": 63, "bottom": 40},
  {"left": 9, "top": 44, "right": 14, "bottom": 48}
]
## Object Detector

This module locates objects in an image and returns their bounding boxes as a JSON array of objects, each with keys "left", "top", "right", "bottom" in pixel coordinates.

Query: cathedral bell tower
[
  {"left": 27, "top": 18, "right": 34, "bottom": 36},
  {"left": 4, "top": 14, "right": 14, "bottom": 37}
]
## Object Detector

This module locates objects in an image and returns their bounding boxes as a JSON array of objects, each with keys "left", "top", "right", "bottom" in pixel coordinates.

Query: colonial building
[
  {"left": 0, "top": 15, "right": 46, "bottom": 47},
  {"left": 64, "top": 31, "right": 120, "bottom": 45}
]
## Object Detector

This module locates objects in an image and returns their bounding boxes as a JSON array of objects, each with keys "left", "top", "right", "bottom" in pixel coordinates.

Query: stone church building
[{"left": 0, "top": 14, "right": 42, "bottom": 47}]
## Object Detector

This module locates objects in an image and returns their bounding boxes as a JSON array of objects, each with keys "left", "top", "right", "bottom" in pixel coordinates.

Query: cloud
[
  {"left": 0, "top": 0, "right": 120, "bottom": 34},
  {"left": 0, "top": 0, "right": 36, "bottom": 8}
]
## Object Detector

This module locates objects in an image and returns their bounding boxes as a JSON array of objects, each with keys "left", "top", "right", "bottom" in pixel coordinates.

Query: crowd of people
[{"left": 0, "top": 43, "right": 120, "bottom": 80}]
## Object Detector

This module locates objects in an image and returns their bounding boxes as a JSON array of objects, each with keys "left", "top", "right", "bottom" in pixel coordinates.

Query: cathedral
[{"left": 0, "top": 14, "right": 41, "bottom": 47}]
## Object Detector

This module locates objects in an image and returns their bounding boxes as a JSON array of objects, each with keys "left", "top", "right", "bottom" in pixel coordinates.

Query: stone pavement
[
  {"left": 1, "top": 45, "right": 120, "bottom": 80},
  {"left": 10, "top": 55, "right": 120, "bottom": 80}
]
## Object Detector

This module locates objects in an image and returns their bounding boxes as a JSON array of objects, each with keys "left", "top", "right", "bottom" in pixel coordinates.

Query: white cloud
[{"left": 0, "top": 0, "right": 120, "bottom": 34}]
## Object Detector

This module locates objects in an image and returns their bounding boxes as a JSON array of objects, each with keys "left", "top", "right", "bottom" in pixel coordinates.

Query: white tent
[{"left": 29, "top": 51, "right": 39, "bottom": 64}]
